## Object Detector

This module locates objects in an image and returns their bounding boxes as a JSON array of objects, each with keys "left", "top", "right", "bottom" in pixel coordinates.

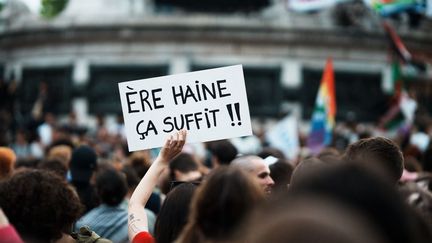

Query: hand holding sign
[
  {"left": 158, "top": 129, "right": 187, "bottom": 163},
  {"left": 118, "top": 65, "right": 252, "bottom": 151}
]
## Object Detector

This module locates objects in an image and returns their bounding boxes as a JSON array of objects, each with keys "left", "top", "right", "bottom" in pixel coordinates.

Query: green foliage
[{"left": 40, "top": 0, "right": 69, "bottom": 19}]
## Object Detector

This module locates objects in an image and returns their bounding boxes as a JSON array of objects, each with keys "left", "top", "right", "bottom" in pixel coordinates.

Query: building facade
[{"left": 0, "top": 0, "right": 431, "bottom": 127}]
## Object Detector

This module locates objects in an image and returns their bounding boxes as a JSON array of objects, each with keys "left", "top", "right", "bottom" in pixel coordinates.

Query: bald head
[{"left": 232, "top": 156, "right": 274, "bottom": 194}]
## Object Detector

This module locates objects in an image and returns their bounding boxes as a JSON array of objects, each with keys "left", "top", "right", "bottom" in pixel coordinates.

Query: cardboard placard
[{"left": 118, "top": 65, "right": 252, "bottom": 151}]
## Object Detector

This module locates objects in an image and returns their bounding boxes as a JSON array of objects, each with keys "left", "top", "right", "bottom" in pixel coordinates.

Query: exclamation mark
[
  {"left": 234, "top": 103, "right": 241, "bottom": 126},
  {"left": 226, "top": 104, "right": 235, "bottom": 126},
  {"left": 226, "top": 103, "right": 242, "bottom": 126}
]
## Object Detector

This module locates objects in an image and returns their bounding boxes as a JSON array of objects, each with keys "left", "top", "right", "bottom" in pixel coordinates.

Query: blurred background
[{"left": 0, "top": 0, "right": 431, "bottom": 159}]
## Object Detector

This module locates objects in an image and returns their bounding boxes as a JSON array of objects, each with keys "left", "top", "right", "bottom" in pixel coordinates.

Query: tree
[{"left": 40, "top": 0, "right": 68, "bottom": 19}]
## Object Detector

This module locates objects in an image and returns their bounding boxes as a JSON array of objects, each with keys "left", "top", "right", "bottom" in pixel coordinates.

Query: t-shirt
[{"left": 132, "top": 231, "right": 154, "bottom": 243}]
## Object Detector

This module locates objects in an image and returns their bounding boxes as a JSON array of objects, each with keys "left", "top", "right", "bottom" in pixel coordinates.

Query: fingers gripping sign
[{"left": 158, "top": 129, "right": 187, "bottom": 164}]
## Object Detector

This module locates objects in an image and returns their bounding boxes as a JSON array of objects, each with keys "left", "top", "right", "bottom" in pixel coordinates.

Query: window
[
  {"left": 301, "top": 69, "right": 386, "bottom": 122},
  {"left": 155, "top": 0, "right": 270, "bottom": 13},
  {"left": 88, "top": 65, "right": 168, "bottom": 114},
  {"left": 20, "top": 67, "right": 72, "bottom": 114},
  {"left": 192, "top": 65, "right": 282, "bottom": 117}
]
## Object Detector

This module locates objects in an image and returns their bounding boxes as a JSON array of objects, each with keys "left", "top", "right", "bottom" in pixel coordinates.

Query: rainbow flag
[{"left": 307, "top": 58, "right": 336, "bottom": 155}]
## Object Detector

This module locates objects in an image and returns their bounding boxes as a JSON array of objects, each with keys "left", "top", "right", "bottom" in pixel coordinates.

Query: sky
[{"left": 20, "top": 0, "right": 41, "bottom": 14}]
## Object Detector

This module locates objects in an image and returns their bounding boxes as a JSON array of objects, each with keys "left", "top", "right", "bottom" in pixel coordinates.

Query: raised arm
[{"left": 128, "top": 130, "right": 187, "bottom": 242}]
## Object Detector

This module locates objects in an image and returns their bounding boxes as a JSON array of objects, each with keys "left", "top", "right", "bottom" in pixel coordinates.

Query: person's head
[
  {"left": 95, "top": 168, "right": 128, "bottom": 206},
  {"left": 47, "top": 144, "right": 73, "bottom": 168},
  {"left": 70, "top": 145, "right": 97, "bottom": 183},
  {"left": 237, "top": 197, "right": 386, "bottom": 243},
  {"left": 177, "top": 167, "right": 264, "bottom": 243},
  {"left": 44, "top": 112, "right": 56, "bottom": 125},
  {"left": 127, "top": 151, "right": 152, "bottom": 179},
  {"left": 122, "top": 165, "right": 140, "bottom": 195},
  {"left": 290, "top": 157, "right": 329, "bottom": 186},
  {"left": 155, "top": 183, "right": 198, "bottom": 243},
  {"left": 258, "top": 147, "right": 286, "bottom": 160},
  {"left": 317, "top": 147, "right": 341, "bottom": 163},
  {"left": 208, "top": 140, "right": 238, "bottom": 167},
  {"left": 37, "top": 158, "right": 68, "bottom": 179},
  {"left": 0, "top": 169, "right": 83, "bottom": 242},
  {"left": 288, "top": 163, "right": 431, "bottom": 243},
  {"left": 0, "top": 147, "right": 16, "bottom": 179},
  {"left": 231, "top": 155, "right": 274, "bottom": 194},
  {"left": 269, "top": 159, "right": 293, "bottom": 193},
  {"left": 404, "top": 156, "right": 422, "bottom": 172},
  {"left": 422, "top": 144, "right": 432, "bottom": 172},
  {"left": 169, "top": 153, "right": 201, "bottom": 182},
  {"left": 344, "top": 137, "right": 404, "bottom": 183}
]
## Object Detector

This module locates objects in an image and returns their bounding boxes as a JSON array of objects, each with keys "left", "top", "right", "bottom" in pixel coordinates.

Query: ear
[
  {"left": 211, "top": 155, "right": 220, "bottom": 168},
  {"left": 174, "top": 169, "right": 183, "bottom": 181}
]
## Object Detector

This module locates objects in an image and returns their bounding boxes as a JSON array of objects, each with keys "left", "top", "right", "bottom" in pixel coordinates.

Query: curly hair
[{"left": 0, "top": 169, "right": 83, "bottom": 242}]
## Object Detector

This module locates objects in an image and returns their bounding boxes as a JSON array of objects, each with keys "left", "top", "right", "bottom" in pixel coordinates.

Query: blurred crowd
[{"left": 1, "top": 79, "right": 432, "bottom": 243}]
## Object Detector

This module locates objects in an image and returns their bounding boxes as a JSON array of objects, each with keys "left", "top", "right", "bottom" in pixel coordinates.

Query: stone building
[{"left": 0, "top": 0, "right": 431, "bottom": 127}]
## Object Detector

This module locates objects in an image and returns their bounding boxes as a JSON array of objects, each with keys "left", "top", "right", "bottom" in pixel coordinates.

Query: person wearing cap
[{"left": 70, "top": 145, "right": 100, "bottom": 214}]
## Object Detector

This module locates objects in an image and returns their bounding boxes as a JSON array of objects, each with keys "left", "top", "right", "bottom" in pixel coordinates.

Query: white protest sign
[
  {"left": 266, "top": 115, "right": 300, "bottom": 161},
  {"left": 118, "top": 65, "right": 252, "bottom": 151}
]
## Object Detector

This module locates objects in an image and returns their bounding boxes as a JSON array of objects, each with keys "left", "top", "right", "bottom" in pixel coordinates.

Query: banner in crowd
[
  {"left": 266, "top": 115, "right": 300, "bottom": 161},
  {"left": 307, "top": 58, "right": 336, "bottom": 155},
  {"left": 118, "top": 65, "right": 252, "bottom": 151},
  {"left": 286, "top": 0, "right": 346, "bottom": 12},
  {"left": 363, "top": 0, "right": 426, "bottom": 17}
]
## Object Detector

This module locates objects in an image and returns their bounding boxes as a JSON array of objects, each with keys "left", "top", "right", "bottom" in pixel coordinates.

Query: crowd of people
[{"left": 1, "top": 80, "right": 432, "bottom": 242}]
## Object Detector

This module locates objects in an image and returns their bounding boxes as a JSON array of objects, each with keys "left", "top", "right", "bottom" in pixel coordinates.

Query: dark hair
[
  {"left": 177, "top": 167, "right": 264, "bottom": 243},
  {"left": 37, "top": 158, "right": 68, "bottom": 179},
  {"left": 128, "top": 152, "right": 151, "bottom": 179},
  {"left": 422, "top": 144, "right": 432, "bottom": 173},
  {"left": 95, "top": 168, "right": 128, "bottom": 206},
  {"left": 269, "top": 160, "right": 293, "bottom": 192},
  {"left": 169, "top": 153, "right": 199, "bottom": 181},
  {"left": 237, "top": 197, "right": 386, "bottom": 243},
  {"left": 15, "top": 158, "right": 40, "bottom": 169},
  {"left": 258, "top": 147, "right": 285, "bottom": 160},
  {"left": 209, "top": 140, "right": 238, "bottom": 165},
  {"left": 288, "top": 163, "right": 431, "bottom": 243},
  {"left": 290, "top": 157, "right": 329, "bottom": 186},
  {"left": 70, "top": 145, "right": 98, "bottom": 183},
  {"left": 344, "top": 137, "right": 404, "bottom": 183},
  {"left": 122, "top": 165, "right": 140, "bottom": 190},
  {"left": 317, "top": 147, "right": 341, "bottom": 163},
  {"left": 47, "top": 138, "right": 75, "bottom": 153},
  {"left": 0, "top": 169, "right": 83, "bottom": 242},
  {"left": 404, "top": 156, "right": 422, "bottom": 172},
  {"left": 155, "top": 183, "right": 198, "bottom": 243}
]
